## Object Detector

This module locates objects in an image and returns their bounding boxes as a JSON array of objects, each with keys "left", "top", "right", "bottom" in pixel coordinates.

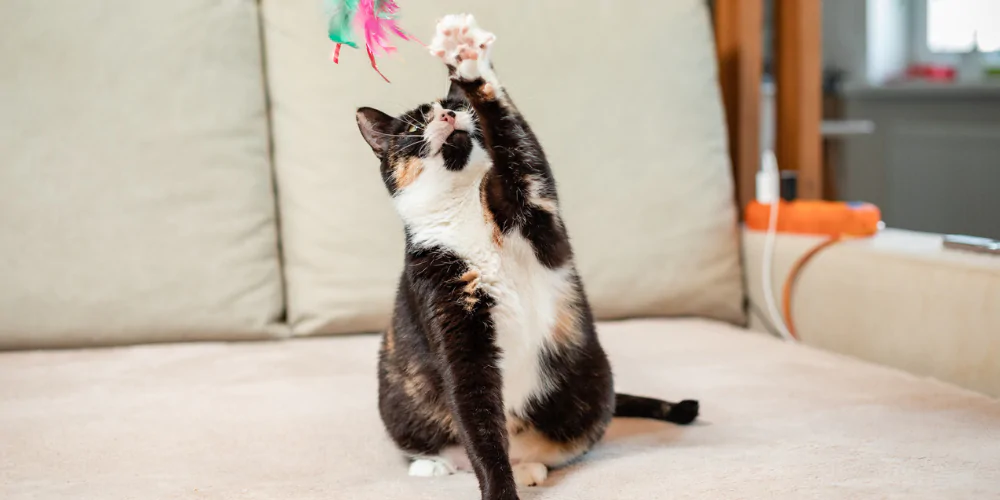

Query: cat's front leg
[
  {"left": 410, "top": 256, "right": 519, "bottom": 500},
  {"left": 430, "top": 14, "right": 563, "bottom": 249}
]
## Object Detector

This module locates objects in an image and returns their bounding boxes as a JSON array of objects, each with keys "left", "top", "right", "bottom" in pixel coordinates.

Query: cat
[{"left": 355, "top": 14, "right": 699, "bottom": 500}]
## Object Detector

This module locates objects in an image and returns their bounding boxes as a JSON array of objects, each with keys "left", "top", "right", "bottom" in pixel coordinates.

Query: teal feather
[{"left": 325, "top": 0, "right": 360, "bottom": 47}]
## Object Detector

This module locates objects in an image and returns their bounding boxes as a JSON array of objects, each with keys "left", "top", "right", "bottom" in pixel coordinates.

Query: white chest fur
[{"left": 394, "top": 153, "right": 566, "bottom": 415}]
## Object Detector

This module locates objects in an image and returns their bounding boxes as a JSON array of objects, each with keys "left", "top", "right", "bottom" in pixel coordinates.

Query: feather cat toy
[{"left": 325, "top": 0, "right": 416, "bottom": 82}]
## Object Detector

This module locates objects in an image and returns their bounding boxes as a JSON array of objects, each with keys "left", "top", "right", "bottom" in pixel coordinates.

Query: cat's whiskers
[
  {"left": 397, "top": 136, "right": 429, "bottom": 154},
  {"left": 370, "top": 131, "right": 421, "bottom": 139},
  {"left": 398, "top": 115, "right": 427, "bottom": 131}
]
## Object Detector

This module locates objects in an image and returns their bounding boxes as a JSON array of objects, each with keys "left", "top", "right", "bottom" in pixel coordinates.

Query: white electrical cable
[{"left": 758, "top": 151, "right": 795, "bottom": 342}]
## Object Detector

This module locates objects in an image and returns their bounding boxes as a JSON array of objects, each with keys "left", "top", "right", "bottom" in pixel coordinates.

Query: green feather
[{"left": 325, "top": 0, "right": 359, "bottom": 47}]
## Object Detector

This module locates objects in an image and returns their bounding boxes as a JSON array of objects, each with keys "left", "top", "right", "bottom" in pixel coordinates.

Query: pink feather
[{"left": 354, "top": 0, "right": 415, "bottom": 82}]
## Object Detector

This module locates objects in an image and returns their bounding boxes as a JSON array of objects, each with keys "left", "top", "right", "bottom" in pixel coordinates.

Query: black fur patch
[
  {"left": 441, "top": 130, "right": 472, "bottom": 171},
  {"left": 614, "top": 394, "right": 700, "bottom": 425}
]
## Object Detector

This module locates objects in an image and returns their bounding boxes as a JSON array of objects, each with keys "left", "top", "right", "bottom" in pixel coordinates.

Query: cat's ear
[
  {"left": 356, "top": 107, "right": 396, "bottom": 157},
  {"left": 446, "top": 80, "right": 467, "bottom": 103}
]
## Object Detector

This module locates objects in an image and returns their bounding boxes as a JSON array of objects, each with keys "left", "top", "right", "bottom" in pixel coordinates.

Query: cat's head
[{"left": 356, "top": 85, "right": 485, "bottom": 196}]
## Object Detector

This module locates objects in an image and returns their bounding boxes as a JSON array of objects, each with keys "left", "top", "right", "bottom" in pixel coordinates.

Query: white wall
[
  {"left": 822, "top": 0, "right": 910, "bottom": 85},
  {"left": 822, "top": 0, "right": 868, "bottom": 83},
  {"left": 866, "top": 0, "right": 910, "bottom": 84}
]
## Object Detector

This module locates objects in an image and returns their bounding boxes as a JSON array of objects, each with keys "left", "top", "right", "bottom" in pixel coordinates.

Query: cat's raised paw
[
  {"left": 429, "top": 14, "right": 495, "bottom": 82},
  {"left": 512, "top": 462, "right": 548, "bottom": 487}
]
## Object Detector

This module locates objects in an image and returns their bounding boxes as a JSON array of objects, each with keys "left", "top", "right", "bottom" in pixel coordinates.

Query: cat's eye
[{"left": 407, "top": 124, "right": 418, "bottom": 133}]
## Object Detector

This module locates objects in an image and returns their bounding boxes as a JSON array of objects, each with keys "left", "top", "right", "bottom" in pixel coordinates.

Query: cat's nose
[{"left": 439, "top": 110, "right": 456, "bottom": 125}]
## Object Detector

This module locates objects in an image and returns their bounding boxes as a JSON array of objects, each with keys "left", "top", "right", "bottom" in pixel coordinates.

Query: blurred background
[{"left": 761, "top": 0, "right": 1000, "bottom": 239}]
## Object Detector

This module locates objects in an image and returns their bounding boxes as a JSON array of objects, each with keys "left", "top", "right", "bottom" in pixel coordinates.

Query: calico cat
[{"left": 355, "top": 14, "right": 699, "bottom": 500}]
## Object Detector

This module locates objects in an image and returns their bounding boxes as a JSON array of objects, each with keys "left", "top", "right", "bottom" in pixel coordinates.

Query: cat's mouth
[{"left": 423, "top": 118, "right": 474, "bottom": 158}]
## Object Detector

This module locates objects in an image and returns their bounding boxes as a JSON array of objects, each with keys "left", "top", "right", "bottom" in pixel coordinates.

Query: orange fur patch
[
  {"left": 480, "top": 82, "right": 496, "bottom": 100},
  {"left": 384, "top": 326, "right": 396, "bottom": 354},
  {"left": 506, "top": 414, "right": 529, "bottom": 436},
  {"left": 401, "top": 364, "right": 429, "bottom": 403},
  {"left": 459, "top": 269, "right": 481, "bottom": 311},
  {"left": 480, "top": 178, "right": 504, "bottom": 247},
  {"left": 508, "top": 421, "right": 590, "bottom": 468},
  {"left": 403, "top": 372, "right": 427, "bottom": 399},
  {"left": 394, "top": 157, "right": 424, "bottom": 190},
  {"left": 551, "top": 289, "right": 584, "bottom": 347},
  {"left": 423, "top": 405, "right": 457, "bottom": 435},
  {"left": 403, "top": 367, "right": 458, "bottom": 435},
  {"left": 523, "top": 174, "right": 559, "bottom": 215},
  {"left": 460, "top": 270, "right": 480, "bottom": 294}
]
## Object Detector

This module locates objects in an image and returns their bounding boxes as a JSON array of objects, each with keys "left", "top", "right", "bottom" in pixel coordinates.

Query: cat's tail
[{"left": 614, "top": 393, "right": 699, "bottom": 425}]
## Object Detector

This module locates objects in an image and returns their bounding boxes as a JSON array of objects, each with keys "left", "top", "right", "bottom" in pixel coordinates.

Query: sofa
[{"left": 2, "top": 1, "right": 998, "bottom": 499}]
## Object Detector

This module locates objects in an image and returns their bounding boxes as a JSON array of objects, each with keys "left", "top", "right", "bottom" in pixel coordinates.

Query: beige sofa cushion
[
  {"left": 744, "top": 228, "right": 1000, "bottom": 398},
  {"left": 3, "top": 319, "right": 999, "bottom": 498},
  {"left": 261, "top": 0, "right": 745, "bottom": 335},
  {"left": 0, "top": 0, "right": 284, "bottom": 348}
]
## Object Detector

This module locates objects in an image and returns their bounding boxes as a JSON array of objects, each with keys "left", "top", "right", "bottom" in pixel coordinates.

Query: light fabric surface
[
  {"left": 0, "top": 0, "right": 285, "bottom": 347},
  {"left": 3, "top": 319, "right": 998, "bottom": 499},
  {"left": 744, "top": 228, "right": 1000, "bottom": 397},
  {"left": 261, "top": 0, "right": 744, "bottom": 335}
]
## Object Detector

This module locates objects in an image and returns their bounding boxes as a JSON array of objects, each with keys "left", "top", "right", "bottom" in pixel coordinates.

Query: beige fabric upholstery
[
  {"left": 0, "top": 1, "right": 284, "bottom": 347},
  {"left": 261, "top": 0, "right": 744, "bottom": 336},
  {"left": 744, "top": 228, "right": 1000, "bottom": 397},
  {"left": 3, "top": 319, "right": 998, "bottom": 499}
]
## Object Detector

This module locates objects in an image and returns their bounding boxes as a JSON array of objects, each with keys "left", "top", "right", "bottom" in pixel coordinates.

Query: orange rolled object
[{"left": 745, "top": 200, "right": 881, "bottom": 237}]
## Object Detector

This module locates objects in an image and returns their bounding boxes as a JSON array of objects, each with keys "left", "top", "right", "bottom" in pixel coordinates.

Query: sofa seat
[{"left": 2, "top": 319, "right": 998, "bottom": 499}]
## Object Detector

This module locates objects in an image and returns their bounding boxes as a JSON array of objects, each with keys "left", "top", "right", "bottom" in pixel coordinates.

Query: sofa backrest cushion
[
  {"left": 260, "top": 0, "right": 746, "bottom": 336},
  {"left": 0, "top": 0, "right": 285, "bottom": 348}
]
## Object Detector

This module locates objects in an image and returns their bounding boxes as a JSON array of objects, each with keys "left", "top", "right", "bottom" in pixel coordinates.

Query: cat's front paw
[
  {"left": 408, "top": 458, "right": 454, "bottom": 477},
  {"left": 429, "top": 14, "right": 495, "bottom": 82}
]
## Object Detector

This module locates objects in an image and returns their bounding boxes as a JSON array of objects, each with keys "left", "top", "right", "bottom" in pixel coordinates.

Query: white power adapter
[
  {"left": 757, "top": 149, "right": 794, "bottom": 342},
  {"left": 756, "top": 150, "right": 780, "bottom": 204}
]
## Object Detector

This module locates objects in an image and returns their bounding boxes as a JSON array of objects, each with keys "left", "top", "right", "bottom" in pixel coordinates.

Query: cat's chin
[
  {"left": 441, "top": 130, "right": 473, "bottom": 171},
  {"left": 446, "top": 129, "right": 470, "bottom": 145}
]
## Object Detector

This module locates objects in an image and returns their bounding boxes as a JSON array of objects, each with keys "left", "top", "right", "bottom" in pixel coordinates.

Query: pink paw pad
[{"left": 458, "top": 47, "right": 478, "bottom": 61}]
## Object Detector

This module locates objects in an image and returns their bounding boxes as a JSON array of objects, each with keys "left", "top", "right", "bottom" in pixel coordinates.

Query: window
[{"left": 926, "top": 0, "right": 1000, "bottom": 53}]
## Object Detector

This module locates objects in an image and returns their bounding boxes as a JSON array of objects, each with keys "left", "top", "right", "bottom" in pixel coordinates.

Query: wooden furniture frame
[{"left": 713, "top": 0, "right": 823, "bottom": 210}]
